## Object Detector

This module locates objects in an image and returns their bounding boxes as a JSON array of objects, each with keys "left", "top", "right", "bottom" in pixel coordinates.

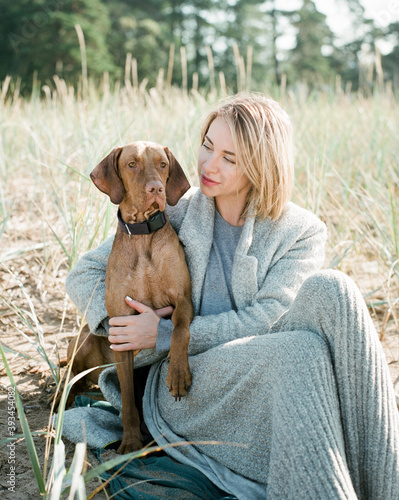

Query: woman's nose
[{"left": 202, "top": 154, "right": 218, "bottom": 173}]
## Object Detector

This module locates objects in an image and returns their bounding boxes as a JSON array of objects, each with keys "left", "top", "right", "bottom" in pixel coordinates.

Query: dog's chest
[{"left": 105, "top": 228, "right": 182, "bottom": 312}]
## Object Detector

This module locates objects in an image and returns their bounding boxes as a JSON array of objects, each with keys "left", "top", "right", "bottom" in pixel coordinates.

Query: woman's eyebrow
[{"left": 205, "top": 135, "right": 236, "bottom": 156}]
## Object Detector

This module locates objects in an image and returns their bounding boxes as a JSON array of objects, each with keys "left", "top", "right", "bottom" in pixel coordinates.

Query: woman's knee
[
  {"left": 281, "top": 269, "right": 368, "bottom": 345},
  {"left": 289, "top": 330, "right": 329, "bottom": 356},
  {"left": 298, "top": 269, "right": 363, "bottom": 311},
  {"left": 301, "top": 269, "right": 352, "bottom": 294}
]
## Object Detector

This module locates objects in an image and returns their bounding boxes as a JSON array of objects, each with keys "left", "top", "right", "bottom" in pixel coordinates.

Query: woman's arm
[{"left": 65, "top": 237, "right": 113, "bottom": 336}]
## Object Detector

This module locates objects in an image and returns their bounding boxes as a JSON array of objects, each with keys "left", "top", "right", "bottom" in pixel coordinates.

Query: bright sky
[
  {"left": 316, "top": 0, "right": 399, "bottom": 33},
  {"left": 279, "top": 0, "right": 399, "bottom": 53}
]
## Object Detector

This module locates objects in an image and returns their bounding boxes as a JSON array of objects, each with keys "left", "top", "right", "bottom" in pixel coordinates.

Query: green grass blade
[
  {"left": 0, "top": 343, "right": 46, "bottom": 494},
  {"left": 0, "top": 431, "right": 47, "bottom": 447},
  {"left": 0, "top": 203, "right": 13, "bottom": 239},
  {"left": 390, "top": 189, "right": 398, "bottom": 260}
]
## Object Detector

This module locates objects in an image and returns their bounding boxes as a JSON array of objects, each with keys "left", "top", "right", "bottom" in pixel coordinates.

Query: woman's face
[{"left": 197, "top": 117, "right": 251, "bottom": 202}]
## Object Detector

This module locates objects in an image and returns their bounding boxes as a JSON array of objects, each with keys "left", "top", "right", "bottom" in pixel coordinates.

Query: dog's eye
[
  {"left": 160, "top": 162, "right": 166, "bottom": 168},
  {"left": 128, "top": 162, "right": 136, "bottom": 169}
]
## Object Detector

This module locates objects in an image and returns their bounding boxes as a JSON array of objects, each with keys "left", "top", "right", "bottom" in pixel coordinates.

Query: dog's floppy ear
[
  {"left": 164, "top": 147, "right": 190, "bottom": 206},
  {"left": 90, "top": 147, "right": 125, "bottom": 205}
]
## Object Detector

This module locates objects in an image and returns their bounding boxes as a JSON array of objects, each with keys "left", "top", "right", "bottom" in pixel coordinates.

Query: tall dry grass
[
  {"left": 1, "top": 76, "right": 397, "bottom": 290},
  {"left": 0, "top": 72, "right": 398, "bottom": 497}
]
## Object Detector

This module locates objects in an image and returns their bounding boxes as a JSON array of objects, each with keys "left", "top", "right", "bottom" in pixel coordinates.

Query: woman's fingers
[
  {"left": 125, "top": 296, "right": 152, "bottom": 313},
  {"left": 156, "top": 306, "right": 174, "bottom": 318},
  {"left": 108, "top": 332, "right": 129, "bottom": 343},
  {"left": 109, "top": 302, "right": 174, "bottom": 326}
]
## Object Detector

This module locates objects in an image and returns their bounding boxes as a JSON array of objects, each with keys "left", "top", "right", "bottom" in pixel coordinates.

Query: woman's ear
[
  {"left": 164, "top": 147, "right": 190, "bottom": 206},
  {"left": 90, "top": 147, "right": 125, "bottom": 205}
]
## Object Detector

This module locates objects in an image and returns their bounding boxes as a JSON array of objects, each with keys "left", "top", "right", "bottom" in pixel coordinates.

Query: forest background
[{"left": 1, "top": 0, "right": 399, "bottom": 94}]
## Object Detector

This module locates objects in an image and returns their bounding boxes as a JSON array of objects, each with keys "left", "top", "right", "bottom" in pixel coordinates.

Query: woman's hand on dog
[{"left": 108, "top": 296, "right": 174, "bottom": 351}]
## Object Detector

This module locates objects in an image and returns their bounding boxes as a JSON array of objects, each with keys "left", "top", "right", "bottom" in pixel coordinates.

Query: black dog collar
[{"left": 117, "top": 209, "right": 167, "bottom": 236}]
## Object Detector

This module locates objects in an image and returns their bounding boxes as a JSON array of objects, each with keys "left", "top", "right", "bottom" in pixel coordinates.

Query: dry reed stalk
[
  {"left": 132, "top": 58, "right": 139, "bottom": 90},
  {"left": 239, "top": 56, "right": 246, "bottom": 90},
  {"left": 233, "top": 42, "right": 241, "bottom": 91},
  {"left": 1, "top": 75, "right": 11, "bottom": 101},
  {"left": 139, "top": 78, "right": 149, "bottom": 94},
  {"left": 74, "top": 24, "right": 88, "bottom": 101},
  {"left": 156, "top": 68, "right": 165, "bottom": 93},
  {"left": 53, "top": 75, "right": 68, "bottom": 104},
  {"left": 375, "top": 45, "right": 384, "bottom": 88},
  {"left": 30, "top": 71, "right": 39, "bottom": 102},
  {"left": 12, "top": 77, "right": 21, "bottom": 104},
  {"left": 125, "top": 52, "right": 133, "bottom": 91},
  {"left": 192, "top": 72, "right": 199, "bottom": 92},
  {"left": 41, "top": 85, "right": 52, "bottom": 101},
  {"left": 102, "top": 71, "right": 110, "bottom": 99},
  {"left": 219, "top": 71, "right": 227, "bottom": 95},
  {"left": 232, "top": 43, "right": 246, "bottom": 91},
  {"left": 335, "top": 74, "right": 342, "bottom": 94},
  {"left": 180, "top": 46, "right": 188, "bottom": 92},
  {"left": 246, "top": 46, "right": 253, "bottom": 90},
  {"left": 206, "top": 46, "right": 216, "bottom": 94},
  {"left": 280, "top": 73, "right": 286, "bottom": 101},
  {"left": 167, "top": 43, "right": 175, "bottom": 86}
]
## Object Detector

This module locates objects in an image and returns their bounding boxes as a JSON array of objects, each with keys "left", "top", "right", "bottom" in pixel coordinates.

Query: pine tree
[
  {"left": 288, "top": 0, "right": 334, "bottom": 86},
  {"left": 0, "top": 0, "right": 117, "bottom": 88}
]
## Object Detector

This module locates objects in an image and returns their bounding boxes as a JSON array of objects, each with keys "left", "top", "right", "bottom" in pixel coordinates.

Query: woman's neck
[{"left": 215, "top": 196, "right": 246, "bottom": 227}]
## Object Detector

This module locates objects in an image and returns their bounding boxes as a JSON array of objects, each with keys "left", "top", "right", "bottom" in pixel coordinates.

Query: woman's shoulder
[
  {"left": 280, "top": 202, "right": 325, "bottom": 230},
  {"left": 254, "top": 201, "right": 326, "bottom": 240},
  {"left": 167, "top": 186, "right": 201, "bottom": 231}
]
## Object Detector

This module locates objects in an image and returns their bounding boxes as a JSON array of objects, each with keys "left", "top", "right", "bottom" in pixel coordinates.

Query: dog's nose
[{"left": 146, "top": 181, "right": 164, "bottom": 196}]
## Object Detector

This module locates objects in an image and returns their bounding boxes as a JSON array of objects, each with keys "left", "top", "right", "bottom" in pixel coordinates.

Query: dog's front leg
[
  {"left": 165, "top": 295, "right": 193, "bottom": 400},
  {"left": 114, "top": 349, "right": 142, "bottom": 453}
]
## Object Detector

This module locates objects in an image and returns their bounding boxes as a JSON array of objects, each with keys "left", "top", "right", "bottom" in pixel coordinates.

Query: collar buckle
[{"left": 124, "top": 223, "right": 132, "bottom": 238}]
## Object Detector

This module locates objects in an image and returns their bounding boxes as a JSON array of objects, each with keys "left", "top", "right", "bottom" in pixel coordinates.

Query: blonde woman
[{"left": 63, "top": 93, "right": 399, "bottom": 499}]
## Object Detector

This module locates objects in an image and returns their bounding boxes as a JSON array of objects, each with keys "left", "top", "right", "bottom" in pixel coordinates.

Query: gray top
[
  {"left": 200, "top": 209, "right": 243, "bottom": 315},
  {"left": 157, "top": 209, "right": 243, "bottom": 353}
]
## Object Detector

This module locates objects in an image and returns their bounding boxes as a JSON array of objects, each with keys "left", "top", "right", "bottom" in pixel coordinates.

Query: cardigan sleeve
[
  {"left": 184, "top": 218, "right": 327, "bottom": 356},
  {"left": 65, "top": 236, "right": 113, "bottom": 336}
]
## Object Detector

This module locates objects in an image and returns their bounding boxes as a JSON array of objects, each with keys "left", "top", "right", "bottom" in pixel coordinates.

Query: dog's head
[{"left": 90, "top": 142, "right": 190, "bottom": 215}]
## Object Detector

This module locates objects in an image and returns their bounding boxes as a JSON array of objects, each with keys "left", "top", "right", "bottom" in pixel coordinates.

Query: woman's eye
[
  {"left": 202, "top": 143, "right": 211, "bottom": 150},
  {"left": 224, "top": 157, "right": 235, "bottom": 164}
]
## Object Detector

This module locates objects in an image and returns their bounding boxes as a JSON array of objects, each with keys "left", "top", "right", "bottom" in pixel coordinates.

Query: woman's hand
[{"left": 108, "top": 296, "right": 174, "bottom": 351}]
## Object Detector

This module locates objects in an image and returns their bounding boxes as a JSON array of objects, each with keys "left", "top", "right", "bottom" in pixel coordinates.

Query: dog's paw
[
  {"left": 117, "top": 431, "right": 143, "bottom": 454},
  {"left": 165, "top": 359, "right": 192, "bottom": 401}
]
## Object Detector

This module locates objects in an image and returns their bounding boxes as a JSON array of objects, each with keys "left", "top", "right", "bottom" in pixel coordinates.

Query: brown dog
[{"left": 68, "top": 142, "right": 193, "bottom": 454}]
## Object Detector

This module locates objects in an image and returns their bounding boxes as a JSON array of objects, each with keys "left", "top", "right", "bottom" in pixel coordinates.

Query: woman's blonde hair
[{"left": 200, "top": 92, "right": 294, "bottom": 220}]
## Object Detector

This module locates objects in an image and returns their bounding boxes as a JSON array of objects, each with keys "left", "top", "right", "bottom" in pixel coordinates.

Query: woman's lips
[{"left": 200, "top": 174, "right": 219, "bottom": 187}]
